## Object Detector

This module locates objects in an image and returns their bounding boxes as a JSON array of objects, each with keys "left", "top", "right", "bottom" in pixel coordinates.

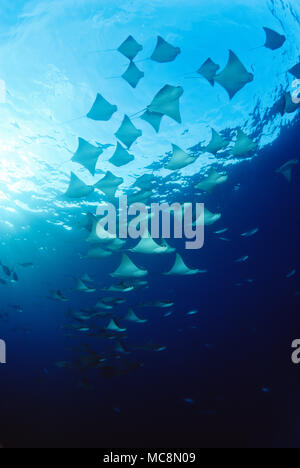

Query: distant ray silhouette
[
  {"left": 214, "top": 50, "right": 254, "bottom": 99},
  {"left": 115, "top": 115, "right": 142, "bottom": 148},
  {"left": 109, "top": 142, "right": 134, "bottom": 167},
  {"left": 65, "top": 172, "right": 94, "bottom": 198},
  {"left": 197, "top": 58, "right": 220, "bottom": 86},
  {"left": 94, "top": 171, "right": 123, "bottom": 198},
  {"left": 122, "top": 62, "right": 144, "bottom": 88},
  {"left": 205, "top": 128, "right": 230, "bottom": 155},
  {"left": 71, "top": 138, "right": 103, "bottom": 176},
  {"left": 289, "top": 63, "right": 300, "bottom": 79},
  {"left": 151, "top": 36, "right": 181, "bottom": 63},
  {"left": 263, "top": 27, "right": 286, "bottom": 50},
  {"left": 140, "top": 110, "right": 163, "bottom": 133},
  {"left": 87, "top": 93, "right": 117, "bottom": 121},
  {"left": 118, "top": 35, "right": 143, "bottom": 61},
  {"left": 165, "top": 144, "right": 195, "bottom": 171},
  {"left": 231, "top": 129, "right": 257, "bottom": 157}
]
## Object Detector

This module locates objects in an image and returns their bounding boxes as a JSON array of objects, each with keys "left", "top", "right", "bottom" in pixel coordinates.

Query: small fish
[
  {"left": 235, "top": 256, "right": 249, "bottom": 263},
  {"left": 19, "top": 263, "right": 34, "bottom": 268},
  {"left": 214, "top": 228, "right": 228, "bottom": 235},
  {"left": 286, "top": 269, "right": 296, "bottom": 279},
  {"left": 241, "top": 228, "right": 259, "bottom": 237},
  {"left": 183, "top": 398, "right": 195, "bottom": 405},
  {"left": 187, "top": 310, "right": 198, "bottom": 316}
]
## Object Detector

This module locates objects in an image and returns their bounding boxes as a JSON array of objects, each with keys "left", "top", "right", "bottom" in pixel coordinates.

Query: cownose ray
[
  {"left": 195, "top": 168, "right": 228, "bottom": 192},
  {"left": 94, "top": 171, "right": 124, "bottom": 198},
  {"left": 71, "top": 138, "right": 103, "bottom": 176},
  {"left": 289, "top": 63, "right": 300, "bottom": 79},
  {"left": 193, "top": 207, "right": 221, "bottom": 226},
  {"left": 115, "top": 115, "right": 142, "bottom": 148},
  {"left": 48, "top": 290, "right": 68, "bottom": 302},
  {"left": 130, "top": 232, "right": 169, "bottom": 255},
  {"left": 65, "top": 172, "right": 94, "bottom": 198},
  {"left": 276, "top": 159, "right": 298, "bottom": 182},
  {"left": 123, "top": 308, "right": 147, "bottom": 324},
  {"left": 147, "top": 85, "right": 184, "bottom": 124},
  {"left": 214, "top": 50, "right": 254, "bottom": 99},
  {"left": 122, "top": 62, "right": 144, "bottom": 88},
  {"left": 164, "top": 253, "right": 200, "bottom": 276},
  {"left": 106, "top": 319, "right": 127, "bottom": 333},
  {"left": 109, "top": 142, "right": 134, "bottom": 167},
  {"left": 151, "top": 36, "right": 181, "bottom": 63},
  {"left": 205, "top": 128, "right": 230, "bottom": 155},
  {"left": 103, "top": 283, "right": 134, "bottom": 293},
  {"left": 75, "top": 279, "right": 96, "bottom": 293},
  {"left": 111, "top": 254, "right": 148, "bottom": 278},
  {"left": 118, "top": 35, "right": 143, "bottom": 61},
  {"left": 87, "top": 93, "right": 117, "bottom": 121},
  {"left": 197, "top": 58, "right": 220, "bottom": 86},
  {"left": 165, "top": 144, "right": 196, "bottom": 171},
  {"left": 231, "top": 129, "right": 257, "bottom": 157},
  {"left": 263, "top": 27, "right": 286, "bottom": 50}
]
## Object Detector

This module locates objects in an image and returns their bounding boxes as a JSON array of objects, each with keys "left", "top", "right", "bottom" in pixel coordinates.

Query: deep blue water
[{"left": 0, "top": 0, "right": 300, "bottom": 449}]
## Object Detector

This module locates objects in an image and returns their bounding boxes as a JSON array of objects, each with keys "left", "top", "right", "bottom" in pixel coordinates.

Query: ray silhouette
[
  {"left": 115, "top": 115, "right": 142, "bottom": 148},
  {"left": 94, "top": 171, "right": 124, "bottom": 198},
  {"left": 148, "top": 85, "right": 184, "bottom": 123},
  {"left": 289, "top": 63, "right": 300, "bottom": 79},
  {"left": 263, "top": 27, "right": 286, "bottom": 50},
  {"left": 140, "top": 110, "right": 163, "bottom": 133},
  {"left": 231, "top": 129, "right": 257, "bottom": 157},
  {"left": 205, "top": 128, "right": 230, "bottom": 155},
  {"left": 123, "top": 308, "right": 147, "bottom": 324},
  {"left": 122, "top": 62, "right": 144, "bottom": 88},
  {"left": 106, "top": 319, "right": 127, "bottom": 333},
  {"left": 197, "top": 58, "right": 220, "bottom": 86},
  {"left": 111, "top": 254, "right": 148, "bottom": 278},
  {"left": 87, "top": 93, "right": 117, "bottom": 121},
  {"left": 71, "top": 138, "right": 103, "bottom": 176},
  {"left": 151, "top": 36, "right": 181, "bottom": 63},
  {"left": 130, "top": 234, "right": 169, "bottom": 255},
  {"left": 164, "top": 253, "right": 200, "bottom": 276},
  {"left": 195, "top": 168, "right": 228, "bottom": 192},
  {"left": 165, "top": 144, "right": 195, "bottom": 171},
  {"left": 276, "top": 159, "right": 298, "bottom": 182},
  {"left": 109, "top": 143, "right": 134, "bottom": 167},
  {"left": 214, "top": 50, "right": 254, "bottom": 99},
  {"left": 65, "top": 172, "right": 94, "bottom": 198},
  {"left": 118, "top": 35, "right": 143, "bottom": 61}
]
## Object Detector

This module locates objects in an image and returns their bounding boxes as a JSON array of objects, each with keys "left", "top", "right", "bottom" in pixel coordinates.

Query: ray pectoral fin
[
  {"left": 111, "top": 254, "right": 148, "bottom": 278},
  {"left": 115, "top": 115, "right": 142, "bottom": 148},
  {"left": 109, "top": 143, "right": 135, "bottom": 167},
  {"left": 122, "top": 62, "right": 144, "bottom": 88},
  {"left": 164, "top": 253, "right": 200, "bottom": 276}
]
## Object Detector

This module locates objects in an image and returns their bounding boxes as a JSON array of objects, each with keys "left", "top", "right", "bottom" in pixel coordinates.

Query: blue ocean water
[{"left": 0, "top": 0, "right": 300, "bottom": 448}]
